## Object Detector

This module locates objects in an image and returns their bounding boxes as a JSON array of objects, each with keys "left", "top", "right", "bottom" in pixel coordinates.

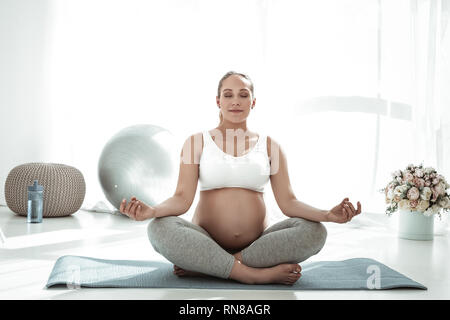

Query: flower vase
[{"left": 398, "top": 209, "right": 434, "bottom": 240}]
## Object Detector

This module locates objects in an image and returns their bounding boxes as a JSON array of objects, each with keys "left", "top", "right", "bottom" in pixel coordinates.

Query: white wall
[
  {"left": 0, "top": 0, "right": 53, "bottom": 204},
  {"left": 1, "top": 0, "right": 449, "bottom": 219}
]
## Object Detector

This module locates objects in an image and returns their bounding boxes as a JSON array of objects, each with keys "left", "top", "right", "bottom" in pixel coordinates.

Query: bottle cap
[{"left": 28, "top": 180, "right": 44, "bottom": 192}]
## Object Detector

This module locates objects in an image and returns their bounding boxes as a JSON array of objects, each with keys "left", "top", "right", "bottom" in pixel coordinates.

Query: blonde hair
[{"left": 217, "top": 71, "right": 254, "bottom": 125}]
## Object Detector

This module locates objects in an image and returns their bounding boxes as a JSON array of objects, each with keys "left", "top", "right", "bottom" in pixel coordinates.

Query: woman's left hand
[{"left": 326, "top": 198, "right": 361, "bottom": 223}]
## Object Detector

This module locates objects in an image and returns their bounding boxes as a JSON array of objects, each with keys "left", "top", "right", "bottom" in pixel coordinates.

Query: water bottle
[{"left": 27, "top": 180, "right": 44, "bottom": 223}]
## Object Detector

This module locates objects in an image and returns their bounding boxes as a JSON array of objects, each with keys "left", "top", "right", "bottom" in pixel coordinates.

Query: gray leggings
[{"left": 147, "top": 216, "right": 327, "bottom": 279}]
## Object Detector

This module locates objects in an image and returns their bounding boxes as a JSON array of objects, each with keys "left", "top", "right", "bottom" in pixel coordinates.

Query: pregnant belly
[{"left": 192, "top": 188, "right": 268, "bottom": 251}]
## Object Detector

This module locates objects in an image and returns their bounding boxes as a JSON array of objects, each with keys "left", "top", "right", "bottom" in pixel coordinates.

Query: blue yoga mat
[{"left": 45, "top": 255, "right": 426, "bottom": 290}]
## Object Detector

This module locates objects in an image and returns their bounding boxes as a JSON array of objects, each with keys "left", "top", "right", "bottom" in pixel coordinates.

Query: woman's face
[{"left": 217, "top": 75, "right": 255, "bottom": 123}]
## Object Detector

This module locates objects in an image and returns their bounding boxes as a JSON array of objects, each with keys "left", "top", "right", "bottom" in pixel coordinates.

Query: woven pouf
[{"left": 4, "top": 163, "right": 86, "bottom": 217}]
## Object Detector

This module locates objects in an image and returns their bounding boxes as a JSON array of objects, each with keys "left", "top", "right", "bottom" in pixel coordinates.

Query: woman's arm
[
  {"left": 282, "top": 199, "right": 329, "bottom": 222},
  {"left": 120, "top": 194, "right": 190, "bottom": 220},
  {"left": 149, "top": 132, "right": 201, "bottom": 218},
  {"left": 283, "top": 197, "right": 361, "bottom": 223},
  {"left": 267, "top": 136, "right": 327, "bottom": 222},
  {"left": 267, "top": 136, "right": 361, "bottom": 223},
  {"left": 120, "top": 133, "right": 202, "bottom": 221},
  {"left": 154, "top": 195, "right": 190, "bottom": 218}
]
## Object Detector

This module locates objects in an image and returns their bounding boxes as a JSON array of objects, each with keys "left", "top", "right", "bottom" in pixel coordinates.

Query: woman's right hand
[{"left": 119, "top": 196, "right": 156, "bottom": 221}]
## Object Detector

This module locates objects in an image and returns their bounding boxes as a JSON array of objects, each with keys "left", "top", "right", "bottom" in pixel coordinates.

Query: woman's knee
[
  {"left": 292, "top": 218, "right": 327, "bottom": 253},
  {"left": 147, "top": 216, "right": 181, "bottom": 250},
  {"left": 314, "top": 222, "right": 327, "bottom": 252}
]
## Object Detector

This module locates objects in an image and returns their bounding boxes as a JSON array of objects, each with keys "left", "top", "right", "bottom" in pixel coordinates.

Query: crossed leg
[{"left": 147, "top": 216, "right": 327, "bottom": 285}]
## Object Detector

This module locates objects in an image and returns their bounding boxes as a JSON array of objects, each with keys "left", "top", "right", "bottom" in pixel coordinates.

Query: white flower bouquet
[{"left": 380, "top": 163, "right": 450, "bottom": 217}]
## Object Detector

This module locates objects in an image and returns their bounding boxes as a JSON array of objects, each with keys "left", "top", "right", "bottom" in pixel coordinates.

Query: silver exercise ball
[{"left": 98, "top": 124, "right": 178, "bottom": 210}]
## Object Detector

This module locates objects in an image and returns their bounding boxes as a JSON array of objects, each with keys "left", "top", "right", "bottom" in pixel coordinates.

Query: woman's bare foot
[
  {"left": 173, "top": 265, "right": 207, "bottom": 278},
  {"left": 229, "top": 259, "right": 302, "bottom": 285},
  {"left": 173, "top": 255, "right": 302, "bottom": 286},
  {"left": 174, "top": 252, "right": 243, "bottom": 278},
  {"left": 259, "top": 263, "right": 302, "bottom": 285}
]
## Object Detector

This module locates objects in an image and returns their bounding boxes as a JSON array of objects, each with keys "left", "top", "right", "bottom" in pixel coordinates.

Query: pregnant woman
[{"left": 119, "top": 71, "right": 362, "bottom": 285}]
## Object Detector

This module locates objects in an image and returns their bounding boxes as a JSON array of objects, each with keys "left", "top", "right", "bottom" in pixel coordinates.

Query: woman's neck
[{"left": 217, "top": 121, "right": 248, "bottom": 134}]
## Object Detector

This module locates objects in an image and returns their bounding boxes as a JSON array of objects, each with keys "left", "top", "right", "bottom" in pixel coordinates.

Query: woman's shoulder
[
  {"left": 264, "top": 134, "right": 283, "bottom": 160},
  {"left": 264, "top": 133, "right": 279, "bottom": 144},
  {"left": 179, "top": 132, "right": 204, "bottom": 163},
  {"left": 183, "top": 131, "right": 205, "bottom": 140},
  {"left": 259, "top": 132, "right": 275, "bottom": 144}
]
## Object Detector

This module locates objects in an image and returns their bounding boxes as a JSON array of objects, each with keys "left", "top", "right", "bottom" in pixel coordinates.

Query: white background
[{"left": 1, "top": 0, "right": 449, "bottom": 218}]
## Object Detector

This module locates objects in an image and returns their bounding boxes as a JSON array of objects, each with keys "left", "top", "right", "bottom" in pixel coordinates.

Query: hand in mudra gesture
[
  {"left": 119, "top": 196, "right": 156, "bottom": 221},
  {"left": 326, "top": 198, "right": 361, "bottom": 224}
]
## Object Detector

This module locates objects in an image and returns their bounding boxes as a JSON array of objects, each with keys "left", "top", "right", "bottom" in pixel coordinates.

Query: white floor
[{"left": 0, "top": 204, "right": 449, "bottom": 300}]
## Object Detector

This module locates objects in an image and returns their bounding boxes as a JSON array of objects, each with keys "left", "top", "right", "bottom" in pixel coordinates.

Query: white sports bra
[{"left": 199, "top": 130, "right": 271, "bottom": 193}]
